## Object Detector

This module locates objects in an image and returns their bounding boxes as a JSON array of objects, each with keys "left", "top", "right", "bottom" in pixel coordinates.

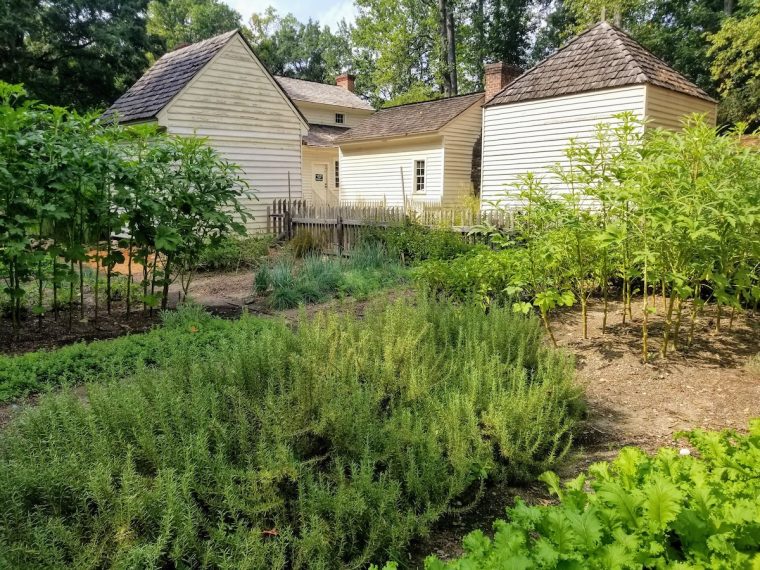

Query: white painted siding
[
  {"left": 480, "top": 85, "right": 646, "bottom": 207},
  {"left": 158, "top": 35, "right": 307, "bottom": 232},
  {"left": 295, "top": 101, "right": 373, "bottom": 127},
  {"left": 339, "top": 137, "right": 444, "bottom": 205},
  {"left": 302, "top": 146, "right": 339, "bottom": 204},
  {"left": 440, "top": 97, "right": 483, "bottom": 206},
  {"left": 645, "top": 85, "right": 717, "bottom": 130}
]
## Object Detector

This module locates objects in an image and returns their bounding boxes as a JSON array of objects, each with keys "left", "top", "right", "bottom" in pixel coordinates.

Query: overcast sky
[{"left": 224, "top": 0, "right": 358, "bottom": 29}]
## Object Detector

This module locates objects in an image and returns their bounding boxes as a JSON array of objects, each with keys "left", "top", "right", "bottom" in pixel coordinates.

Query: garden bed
[{"left": 409, "top": 298, "right": 760, "bottom": 565}]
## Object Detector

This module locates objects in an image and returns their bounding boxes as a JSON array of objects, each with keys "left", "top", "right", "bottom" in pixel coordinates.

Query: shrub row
[
  {"left": 0, "top": 298, "right": 582, "bottom": 568},
  {"left": 362, "top": 223, "right": 474, "bottom": 263},
  {"left": 196, "top": 235, "right": 275, "bottom": 273},
  {"left": 393, "top": 421, "right": 760, "bottom": 569},
  {"left": 418, "top": 115, "right": 760, "bottom": 361}
]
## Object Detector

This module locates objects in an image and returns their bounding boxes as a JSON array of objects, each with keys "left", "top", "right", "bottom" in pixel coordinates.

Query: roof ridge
[
  {"left": 379, "top": 91, "right": 484, "bottom": 112},
  {"left": 158, "top": 29, "right": 238, "bottom": 60},
  {"left": 487, "top": 21, "right": 610, "bottom": 102}
]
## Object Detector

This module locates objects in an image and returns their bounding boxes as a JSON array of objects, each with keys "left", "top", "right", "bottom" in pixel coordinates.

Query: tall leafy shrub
[{"left": 0, "top": 81, "right": 252, "bottom": 327}]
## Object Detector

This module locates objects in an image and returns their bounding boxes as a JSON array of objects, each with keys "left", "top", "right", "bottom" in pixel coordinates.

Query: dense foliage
[
  {"left": 363, "top": 223, "right": 474, "bottom": 262},
  {"left": 415, "top": 114, "right": 760, "bottom": 359},
  {"left": 400, "top": 421, "right": 760, "bottom": 569},
  {"left": 0, "top": 82, "right": 249, "bottom": 333},
  {"left": 2, "top": 0, "right": 758, "bottom": 124},
  {"left": 0, "top": 298, "right": 581, "bottom": 568},
  {"left": 0, "top": 0, "right": 156, "bottom": 109},
  {"left": 708, "top": 0, "right": 760, "bottom": 129},
  {"left": 196, "top": 235, "right": 275, "bottom": 273},
  {"left": 0, "top": 304, "right": 266, "bottom": 403}
]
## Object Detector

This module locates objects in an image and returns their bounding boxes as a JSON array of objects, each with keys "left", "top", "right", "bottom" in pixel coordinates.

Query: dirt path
[{"left": 557, "top": 299, "right": 759, "bottom": 457}]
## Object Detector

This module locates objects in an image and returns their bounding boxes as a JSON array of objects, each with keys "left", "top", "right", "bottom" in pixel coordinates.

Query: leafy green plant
[
  {"left": 427, "top": 113, "right": 760, "bottom": 358},
  {"left": 0, "top": 297, "right": 581, "bottom": 569},
  {"left": 196, "top": 234, "right": 274, "bottom": 272},
  {"left": 0, "top": 82, "right": 252, "bottom": 329},
  {"left": 403, "top": 421, "right": 760, "bottom": 570}
]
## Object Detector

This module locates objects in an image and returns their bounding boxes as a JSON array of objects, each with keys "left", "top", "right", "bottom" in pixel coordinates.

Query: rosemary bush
[{"left": 0, "top": 298, "right": 581, "bottom": 568}]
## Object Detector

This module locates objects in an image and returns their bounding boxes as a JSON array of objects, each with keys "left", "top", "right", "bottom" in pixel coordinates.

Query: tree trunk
[
  {"left": 446, "top": 6, "right": 458, "bottom": 95},
  {"left": 161, "top": 255, "right": 172, "bottom": 311},
  {"left": 438, "top": 0, "right": 453, "bottom": 97},
  {"left": 475, "top": 0, "right": 485, "bottom": 87}
]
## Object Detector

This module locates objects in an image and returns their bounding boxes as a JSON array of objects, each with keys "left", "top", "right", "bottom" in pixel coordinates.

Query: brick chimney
[
  {"left": 484, "top": 62, "right": 521, "bottom": 102},
  {"left": 336, "top": 73, "right": 356, "bottom": 93}
]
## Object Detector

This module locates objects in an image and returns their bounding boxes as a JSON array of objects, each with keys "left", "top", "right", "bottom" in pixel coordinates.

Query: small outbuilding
[
  {"left": 480, "top": 21, "right": 718, "bottom": 207},
  {"left": 275, "top": 75, "right": 374, "bottom": 205},
  {"left": 335, "top": 92, "right": 485, "bottom": 207}
]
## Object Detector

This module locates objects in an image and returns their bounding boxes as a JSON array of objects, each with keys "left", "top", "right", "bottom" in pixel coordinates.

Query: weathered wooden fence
[{"left": 267, "top": 199, "right": 515, "bottom": 253}]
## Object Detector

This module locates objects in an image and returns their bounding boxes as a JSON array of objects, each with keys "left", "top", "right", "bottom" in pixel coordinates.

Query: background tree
[
  {"left": 352, "top": 0, "right": 440, "bottom": 104},
  {"left": 708, "top": 0, "right": 760, "bottom": 129},
  {"left": 0, "top": 0, "right": 156, "bottom": 110},
  {"left": 147, "top": 0, "right": 243, "bottom": 53},
  {"left": 248, "top": 7, "right": 352, "bottom": 83}
]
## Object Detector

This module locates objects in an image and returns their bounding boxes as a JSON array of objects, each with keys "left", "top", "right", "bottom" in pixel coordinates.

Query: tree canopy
[
  {"left": 0, "top": 0, "right": 758, "bottom": 127},
  {"left": 147, "top": 0, "right": 243, "bottom": 53}
]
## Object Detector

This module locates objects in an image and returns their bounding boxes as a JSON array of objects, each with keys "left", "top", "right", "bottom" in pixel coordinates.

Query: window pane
[
  {"left": 414, "top": 160, "right": 425, "bottom": 192},
  {"left": 335, "top": 113, "right": 344, "bottom": 124}
]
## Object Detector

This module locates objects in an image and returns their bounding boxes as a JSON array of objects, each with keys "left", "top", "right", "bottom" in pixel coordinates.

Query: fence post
[{"left": 336, "top": 209, "right": 344, "bottom": 255}]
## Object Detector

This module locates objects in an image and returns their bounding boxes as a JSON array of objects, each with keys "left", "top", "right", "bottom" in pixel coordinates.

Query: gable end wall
[{"left": 158, "top": 35, "right": 306, "bottom": 232}]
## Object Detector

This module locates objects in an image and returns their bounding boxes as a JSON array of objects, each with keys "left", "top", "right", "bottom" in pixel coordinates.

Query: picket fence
[{"left": 266, "top": 199, "right": 515, "bottom": 253}]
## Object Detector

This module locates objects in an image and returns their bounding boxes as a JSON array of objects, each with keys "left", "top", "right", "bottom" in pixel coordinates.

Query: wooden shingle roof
[
  {"left": 103, "top": 30, "right": 238, "bottom": 123},
  {"left": 303, "top": 124, "right": 350, "bottom": 147},
  {"left": 275, "top": 76, "right": 373, "bottom": 111},
  {"left": 335, "top": 92, "right": 484, "bottom": 144},
  {"left": 486, "top": 21, "right": 715, "bottom": 107}
]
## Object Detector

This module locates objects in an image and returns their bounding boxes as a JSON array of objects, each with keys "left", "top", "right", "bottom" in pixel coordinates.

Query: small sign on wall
[{"left": 315, "top": 174, "right": 324, "bottom": 182}]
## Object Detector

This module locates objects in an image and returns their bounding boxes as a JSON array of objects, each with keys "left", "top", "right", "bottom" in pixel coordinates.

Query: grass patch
[
  {"left": 254, "top": 242, "right": 408, "bottom": 309},
  {"left": 0, "top": 304, "right": 269, "bottom": 403},
  {"left": 0, "top": 297, "right": 581, "bottom": 568}
]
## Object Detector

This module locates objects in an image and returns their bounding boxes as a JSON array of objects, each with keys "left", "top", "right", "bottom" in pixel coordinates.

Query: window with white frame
[
  {"left": 334, "top": 160, "right": 340, "bottom": 188},
  {"left": 414, "top": 160, "right": 426, "bottom": 193},
  {"left": 335, "top": 113, "right": 345, "bottom": 124}
]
